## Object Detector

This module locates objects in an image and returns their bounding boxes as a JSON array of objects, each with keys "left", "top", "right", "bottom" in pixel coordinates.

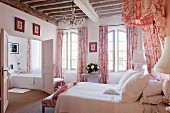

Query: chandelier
[{"left": 62, "top": 1, "right": 85, "bottom": 28}]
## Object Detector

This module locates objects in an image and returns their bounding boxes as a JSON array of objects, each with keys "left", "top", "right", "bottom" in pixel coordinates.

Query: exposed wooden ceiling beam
[
  {"left": 53, "top": 13, "right": 86, "bottom": 18},
  {"left": 20, "top": 0, "right": 45, "bottom": 4},
  {"left": 92, "top": 1, "right": 122, "bottom": 8},
  {"left": 90, "top": 0, "right": 122, "bottom": 5},
  {"left": 74, "top": 0, "right": 99, "bottom": 22},
  {"left": 43, "top": 7, "right": 81, "bottom": 14},
  {"left": 36, "top": 1, "right": 122, "bottom": 13},
  {"left": 95, "top": 4, "right": 122, "bottom": 11},
  {"left": 28, "top": 0, "right": 71, "bottom": 7},
  {"left": 96, "top": 7, "right": 122, "bottom": 12},
  {"left": 1, "top": 0, "right": 58, "bottom": 25},
  {"left": 48, "top": 10, "right": 84, "bottom": 16},
  {"left": 54, "top": 15, "right": 87, "bottom": 19},
  {"left": 98, "top": 10, "right": 122, "bottom": 15},
  {"left": 55, "top": 16, "right": 88, "bottom": 21},
  {"left": 97, "top": 8, "right": 122, "bottom": 14},
  {"left": 36, "top": 2, "right": 72, "bottom": 11},
  {"left": 99, "top": 12, "right": 121, "bottom": 18}
]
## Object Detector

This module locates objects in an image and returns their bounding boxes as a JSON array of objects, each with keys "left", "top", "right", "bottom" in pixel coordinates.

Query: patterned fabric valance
[{"left": 122, "top": 0, "right": 166, "bottom": 27}]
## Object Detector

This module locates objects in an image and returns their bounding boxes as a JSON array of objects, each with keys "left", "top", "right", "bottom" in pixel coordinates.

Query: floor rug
[{"left": 8, "top": 88, "right": 31, "bottom": 93}]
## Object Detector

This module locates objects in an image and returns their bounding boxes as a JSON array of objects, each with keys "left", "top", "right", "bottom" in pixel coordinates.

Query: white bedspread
[{"left": 55, "top": 82, "right": 150, "bottom": 113}]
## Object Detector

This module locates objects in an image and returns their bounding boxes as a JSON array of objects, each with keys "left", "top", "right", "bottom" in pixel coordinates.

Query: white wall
[
  {"left": 0, "top": 3, "right": 57, "bottom": 41},
  {"left": 0, "top": 3, "right": 57, "bottom": 64},
  {"left": 87, "top": 20, "right": 99, "bottom": 64}
]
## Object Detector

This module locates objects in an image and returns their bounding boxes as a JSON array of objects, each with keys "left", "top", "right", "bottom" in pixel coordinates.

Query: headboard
[{"left": 151, "top": 68, "right": 170, "bottom": 82}]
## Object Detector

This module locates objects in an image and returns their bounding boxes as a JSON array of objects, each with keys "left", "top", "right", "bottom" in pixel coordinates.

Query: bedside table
[{"left": 81, "top": 73, "right": 101, "bottom": 83}]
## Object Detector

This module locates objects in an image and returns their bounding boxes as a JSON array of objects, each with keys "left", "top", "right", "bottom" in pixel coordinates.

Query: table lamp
[
  {"left": 154, "top": 37, "right": 170, "bottom": 111},
  {"left": 131, "top": 50, "right": 146, "bottom": 72}
]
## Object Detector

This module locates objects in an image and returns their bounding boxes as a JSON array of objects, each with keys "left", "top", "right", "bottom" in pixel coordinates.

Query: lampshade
[
  {"left": 131, "top": 50, "right": 146, "bottom": 65},
  {"left": 154, "top": 37, "right": 170, "bottom": 74}
]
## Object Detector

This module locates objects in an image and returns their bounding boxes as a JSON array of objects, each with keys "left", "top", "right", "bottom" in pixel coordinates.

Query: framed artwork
[
  {"left": 8, "top": 43, "right": 19, "bottom": 54},
  {"left": 15, "top": 17, "right": 25, "bottom": 32},
  {"left": 33, "top": 23, "right": 40, "bottom": 36},
  {"left": 89, "top": 42, "right": 97, "bottom": 52}
]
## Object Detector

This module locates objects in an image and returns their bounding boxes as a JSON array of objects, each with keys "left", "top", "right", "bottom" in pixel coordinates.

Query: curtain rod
[{"left": 58, "top": 24, "right": 125, "bottom": 30}]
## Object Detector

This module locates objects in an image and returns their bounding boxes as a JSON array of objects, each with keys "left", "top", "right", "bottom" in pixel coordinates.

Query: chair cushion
[
  {"left": 52, "top": 85, "right": 68, "bottom": 100},
  {"left": 52, "top": 81, "right": 78, "bottom": 99},
  {"left": 42, "top": 94, "right": 56, "bottom": 108}
]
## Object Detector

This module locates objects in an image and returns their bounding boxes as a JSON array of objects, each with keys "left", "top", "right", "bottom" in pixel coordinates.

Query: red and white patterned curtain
[
  {"left": 77, "top": 27, "right": 88, "bottom": 82},
  {"left": 27, "top": 39, "right": 31, "bottom": 73},
  {"left": 122, "top": 0, "right": 166, "bottom": 73},
  {"left": 126, "top": 26, "right": 138, "bottom": 70},
  {"left": 142, "top": 25, "right": 162, "bottom": 73},
  {"left": 56, "top": 30, "right": 64, "bottom": 78},
  {"left": 99, "top": 26, "right": 108, "bottom": 84}
]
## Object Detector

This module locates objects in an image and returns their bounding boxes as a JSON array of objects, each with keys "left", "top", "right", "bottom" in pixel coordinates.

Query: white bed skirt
[{"left": 10, "top": 74, "right": 42, "bottom": 90}]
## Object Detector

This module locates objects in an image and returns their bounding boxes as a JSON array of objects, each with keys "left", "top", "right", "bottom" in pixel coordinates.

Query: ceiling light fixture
[{"left": 62, "top": 0, "right": 85, "bottom": 28}]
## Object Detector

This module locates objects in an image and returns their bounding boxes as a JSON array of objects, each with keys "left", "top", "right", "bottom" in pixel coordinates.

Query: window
[
  {"left": 62, "top": 31, "right": 78, "bottom": 70},
  {"left": 70, "top": 32, "right": 78, "bottom": 69},
  {"left": 62, "top": 33, "right": 68, "bottom": 69},
  {"left": 108, "top": 30, "right": 127, "bottom": 72},
  {"left": 31, "top": 40, "right": 42, "bottom": 73}
]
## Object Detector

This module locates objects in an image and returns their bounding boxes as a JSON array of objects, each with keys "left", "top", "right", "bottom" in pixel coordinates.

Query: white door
[
  {"left": 42, "top": 39, "right": 53, "bottom": 94},
  {"left": 0, "top": 29, "right": 9, "bottom": 113}
]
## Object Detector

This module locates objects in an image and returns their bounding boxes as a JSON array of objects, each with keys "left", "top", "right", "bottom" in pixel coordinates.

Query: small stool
[
  {"left": 42, "top": 94, "right": 56, "bottom": 113},
  {"left": 53, "top": 78, "right": 65, "bottom": 91}
]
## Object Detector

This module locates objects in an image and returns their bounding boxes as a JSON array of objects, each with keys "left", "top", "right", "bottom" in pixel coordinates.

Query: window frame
[
  {"left": 117, "top": 29, "right": 127, "bottom": 72},
  {"left": 108, "top": 30, "right": 115, "bottom": 72},
  {"left": 70, "top": 32, "right": 78, "bottom": 70},
  {"left": 62, "top": 32, "right": 69, "bottom": 69}
]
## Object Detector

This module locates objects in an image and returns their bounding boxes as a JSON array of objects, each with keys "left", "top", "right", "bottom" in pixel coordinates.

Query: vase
[{"left": 163, "top": 80, "right": 170, "bottom": 99}]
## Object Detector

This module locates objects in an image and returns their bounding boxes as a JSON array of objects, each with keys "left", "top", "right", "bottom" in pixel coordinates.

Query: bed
[
  {"left": 55, "top": 82, "right": 167, "bottom": 113},
  {"left": 10, "top": 73, "right": 42, "bottom": 90}
]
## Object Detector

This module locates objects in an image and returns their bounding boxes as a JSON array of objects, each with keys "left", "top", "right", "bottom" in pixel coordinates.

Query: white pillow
[
  {"left": 142, "top": 80, "right": 163, "bottom": 97},
  {"left": 118, "top": 69, "right": 137, "bottom": 90},
  {"left": 140, "top": 95, "right": 162, "bottom": 104},
  {"left": 120, "top": 73, "right": 150, "bottom": 103},
  {"left": 103, "top": 86, "right": 120, "bottom": 95}
]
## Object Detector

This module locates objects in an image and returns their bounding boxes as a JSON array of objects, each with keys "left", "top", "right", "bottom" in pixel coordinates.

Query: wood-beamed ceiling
[{"left": 0, "top": 0, "right": 123, "bottom": 25}]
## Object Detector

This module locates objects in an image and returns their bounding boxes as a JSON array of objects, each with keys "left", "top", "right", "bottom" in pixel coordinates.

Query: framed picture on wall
[
  {"left": 33, "top": 23, "right": 40, "bottom": 36},
  {"left": 89, "top": 42, "right": 97, "bottom": 52},
  {"left": 8, "top": 42, "right": 19, "bottom": 54},
  {"left": 15, "top": 17, "right": 25, "bottom": 33}
]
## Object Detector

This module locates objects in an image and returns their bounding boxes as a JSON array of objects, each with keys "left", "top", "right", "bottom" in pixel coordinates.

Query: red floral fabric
[
  {"left": 42, "top": 93, "right": 56, "bottom": 108},
  {"left": 77, "top": 28, "right": 88, "bottom": 82},
  {"left": 99, "top": 26, "right": 108, "bottom": 84},
  {"left": 56, "top": 30, "right": 64, "bottom": 78},
  {"left": 142, "top": 25, "right": 162, "bottom": 73},
  {"left": 122, "top": 0, "right": 166, "bottom": 73},
  {"left": 126, "top": 26, "right": 138, "bottom": 70},
  {"left": 122, "top": 0, "right": 166, "bottom": 27},
  {"left": 26, "top": 39, "right": 31, "bottom": 73}
]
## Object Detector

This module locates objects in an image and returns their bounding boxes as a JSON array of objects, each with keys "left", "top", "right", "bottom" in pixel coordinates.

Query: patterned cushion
[
  {"left": 52, "top": 85, "right": 68, "bottom": 100},
  {"left": 52, "top": 81, "right": 78, "bottom": 99},
  {"left": 42, "top": 94, "right": 56, "bottom": 108},
  {"left": 54, "top": 80, "right": 65, "bottom": 89}
]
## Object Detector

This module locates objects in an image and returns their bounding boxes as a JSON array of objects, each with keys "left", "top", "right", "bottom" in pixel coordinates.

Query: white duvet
[{"left": 55, "top": 82, "right": 162, "bottom": 113}]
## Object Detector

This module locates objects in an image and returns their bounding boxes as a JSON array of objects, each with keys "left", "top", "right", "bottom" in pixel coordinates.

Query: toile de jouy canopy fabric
[
  {"left": 122, "top": 0, "right": 166, "bottom": 27},
  {"left": 122, "top": 0, "right": 166, "bottom": 73}
]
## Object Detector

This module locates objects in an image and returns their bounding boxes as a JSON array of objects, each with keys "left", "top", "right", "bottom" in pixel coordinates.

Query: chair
[{"left": 42, "top": 93, "right": 56, "bottom": 113}]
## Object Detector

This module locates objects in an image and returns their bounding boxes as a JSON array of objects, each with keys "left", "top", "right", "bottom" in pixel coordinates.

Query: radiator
[{"left": 63, "top": 71, "right": 77, "bottom": 84}]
